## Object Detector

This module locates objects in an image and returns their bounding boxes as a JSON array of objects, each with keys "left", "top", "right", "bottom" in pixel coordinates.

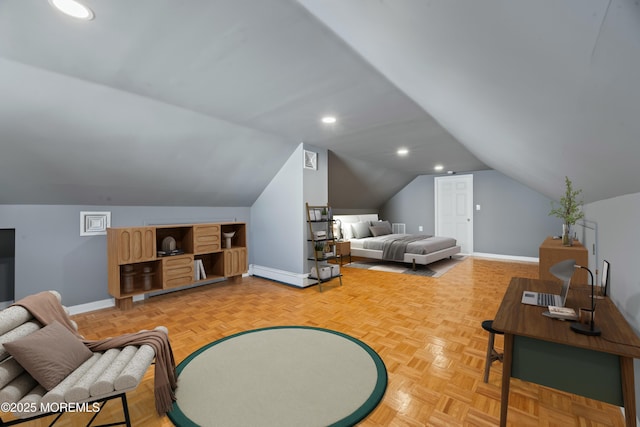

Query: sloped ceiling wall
[
  {"left": 2, "top": 0, "right": 638, "bottom": 207},
  {"left": 0, "top": 0, "right": 485, "bottom": 207},
  {"left": 300, "top": 0, "right": 640, "bottom": 203}
]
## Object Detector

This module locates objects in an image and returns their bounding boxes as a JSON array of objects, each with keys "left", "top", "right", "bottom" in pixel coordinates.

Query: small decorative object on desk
[
  {"left": 547, "top": 305, "right": 578, "bottom": 320},
  {"left": 549, "top": 176, "right": 584, "bottom": 247},
  {"left": 223, "top": 231, "right": 236, "bottom": 248},
  {"left": 579, "top": 307, "right": 595, "bottom": 325}
]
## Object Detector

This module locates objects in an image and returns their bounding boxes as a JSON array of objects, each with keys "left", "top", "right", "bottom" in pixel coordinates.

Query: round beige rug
[{"left": 167, "top": 326, "right": 387, "bottom": 427}]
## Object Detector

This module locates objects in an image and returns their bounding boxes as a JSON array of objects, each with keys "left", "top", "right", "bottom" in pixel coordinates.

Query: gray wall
[
  {"left": 473, "top": 170, "right": 562, "bottom": 256},
  {"left": 381, "top": 175, "right": 435, "bottom": 234},
  {"left": 1, "top": 143, "right": 327, "bottom": 308},
  {"left": 250, "top": 143, "right": 328, "bottom": 279},
  {"left": 302, "top": 144, "right": 329, "bottom": 269},
  {"left": 251, "top": 144, "right": 305, "bottom": 274},
  {"left": 0, "top": 205, "right": 249, "bottom": 306},
  {"left": 381, "top": 170, "right": 562, "bottom": 257},
  {"left": 582, "top": 191, "right": 640, "bottom": 423}
]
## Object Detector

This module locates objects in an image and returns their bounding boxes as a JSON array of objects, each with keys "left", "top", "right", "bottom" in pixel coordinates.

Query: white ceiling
[{"left": 1, "top": 0, "right": 639, "bottom": 207}]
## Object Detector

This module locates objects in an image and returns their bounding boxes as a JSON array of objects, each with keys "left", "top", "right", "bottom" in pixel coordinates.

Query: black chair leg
[
  {"left": 483, "top": 331, "right": 496, "bottom": 383},
  {"left": 120, "top": 394, "right": 132, "bottom": 427},
  {"left": 482, "top": 320, "right": 504, "bottom": 383}
]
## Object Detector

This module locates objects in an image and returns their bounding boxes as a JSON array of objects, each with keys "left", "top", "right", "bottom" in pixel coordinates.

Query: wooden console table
[
  {"left": 539, "top": 236, "right": 588, "bottom": 285},
  {"left": 493, "top": 277, "right": 640, "bottom": 427},
  {"left": 107, "top": 222, "right": 247, "bottom": 309}
]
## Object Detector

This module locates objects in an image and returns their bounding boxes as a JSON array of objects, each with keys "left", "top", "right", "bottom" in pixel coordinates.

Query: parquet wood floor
[{"left": 12, "top": 257, "right": 625, "bottom": 426}]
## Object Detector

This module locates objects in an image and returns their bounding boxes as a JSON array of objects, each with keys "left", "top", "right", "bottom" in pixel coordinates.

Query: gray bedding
[{"left": 361, "top": 234, "right": 457, "bottom": 261}]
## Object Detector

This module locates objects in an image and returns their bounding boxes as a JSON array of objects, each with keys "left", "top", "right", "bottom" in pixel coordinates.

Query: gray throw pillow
[
  {"left": 4, "top": 321, "right": 93, "bottom": 390},
  {"left": 369, "top": 225, "right": 391, "bottom": 237},
  {"left": 372, "top": 220, "right": 392, "bottom": 235}
]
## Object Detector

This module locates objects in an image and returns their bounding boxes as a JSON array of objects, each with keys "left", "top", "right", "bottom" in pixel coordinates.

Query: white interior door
[{"left": 435, "top": 174, "right": 473, "bottom": 254}]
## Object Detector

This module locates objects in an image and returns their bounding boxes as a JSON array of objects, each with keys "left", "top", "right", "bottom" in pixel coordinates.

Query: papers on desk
[{"left": 546, "top": 306, "right": 578, "bottom": 320}]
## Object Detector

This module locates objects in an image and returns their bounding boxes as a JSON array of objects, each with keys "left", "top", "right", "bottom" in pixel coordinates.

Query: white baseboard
[
  {"left": 67, "top": 298, "right": 117, "bottom": 316},
  {"left": 67, "top": 293, "right": 155, "bottom": 315},
  {"left": 67, "top": 275, "right": 249, "bottom": 315},
  {"left": 472, "top": 252, "right": 539, "bottom": 263},
  {"left": 249, "top": 264, "right": 311, "bottom": 288}
]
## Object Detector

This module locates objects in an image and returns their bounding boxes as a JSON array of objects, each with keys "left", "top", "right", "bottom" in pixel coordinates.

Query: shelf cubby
[
  {"left": 119, "top": 261, "right": 162, "bottom": 296},
  {"left": 221, "top": 223, "right": 246, "bottom": 248},
  {"left": 194, "top": 252, "right": 225, "bottom": 281},
  {"left": 155, "top": 226, "right": 194, "bottom": 254}
]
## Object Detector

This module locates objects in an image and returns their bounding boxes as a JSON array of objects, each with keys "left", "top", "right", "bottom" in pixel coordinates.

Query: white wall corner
[{"left": 249, "top": 264, "right": 312, "bottom": 288}]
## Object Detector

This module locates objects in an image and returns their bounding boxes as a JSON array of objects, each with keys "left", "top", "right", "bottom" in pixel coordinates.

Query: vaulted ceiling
[{"left": 1, "top": 0, "right": 638, "bottom": 208}]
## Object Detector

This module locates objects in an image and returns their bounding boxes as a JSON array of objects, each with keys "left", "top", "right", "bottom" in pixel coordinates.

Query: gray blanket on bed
[{"left": 382, "top": 235, "right": 432, "bottom": 261}]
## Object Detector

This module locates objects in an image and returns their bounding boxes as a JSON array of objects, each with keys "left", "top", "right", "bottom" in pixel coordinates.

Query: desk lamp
[
  {"left": 570, "top": 264, "right": 601, "bottom": 336},
  {"left": 549, "top": 258, "right": 576, "bottom": 286}
]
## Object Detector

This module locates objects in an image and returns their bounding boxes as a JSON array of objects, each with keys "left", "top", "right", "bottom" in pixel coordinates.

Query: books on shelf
[
  {"left": 547, "top": 306, "right": 578, "bottom": 320},
  {"left": 194, "top": 259, "right": 207, "bottom": 280}
]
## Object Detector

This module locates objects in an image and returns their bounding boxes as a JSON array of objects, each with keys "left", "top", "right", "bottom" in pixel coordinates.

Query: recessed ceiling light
[
  {"left": 397, "top": 148, "right": 409, "bottom": 156},
  {"left": 321, "top": 116, "right": 337, "bottom": 124},
  {"left": 49, "top": 0, "right": 94, "bottom": 20},
  {"left": 434, "top": 165, "right": 444, "bottom": 171}
]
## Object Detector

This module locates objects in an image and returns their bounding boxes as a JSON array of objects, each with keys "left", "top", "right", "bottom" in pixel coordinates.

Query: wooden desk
[
  {"left": 493, "top": 277, "right": 640, "bottom": 427},
  {"left": 539, "top": 236, "right": 588, "bottom": 285}
]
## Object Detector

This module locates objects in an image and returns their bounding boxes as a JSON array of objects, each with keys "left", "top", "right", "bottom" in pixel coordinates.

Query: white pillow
[
  {"left": 351, "top": 221, "right": 372, "bottom": 239},
  {"left": 342, "top": 223, "right": 355, "bottom": 240}
]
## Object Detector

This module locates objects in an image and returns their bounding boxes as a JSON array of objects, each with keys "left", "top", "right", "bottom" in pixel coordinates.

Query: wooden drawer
[
  {"left": 162, "top": 255, "right": 194, "bottom": 288},
  {"left": 193, "top": 224, "right": 221, "bottom": 254}
]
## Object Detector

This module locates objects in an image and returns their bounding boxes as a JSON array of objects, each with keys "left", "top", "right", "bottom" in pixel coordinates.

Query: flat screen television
[{"left": 0, "top": 229, "right": 15, "bottom": 307}]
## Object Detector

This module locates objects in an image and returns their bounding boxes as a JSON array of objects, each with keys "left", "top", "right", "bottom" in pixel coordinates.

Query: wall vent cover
[{"left": 303, "top": 150, "right": 317, "bottom": 170}]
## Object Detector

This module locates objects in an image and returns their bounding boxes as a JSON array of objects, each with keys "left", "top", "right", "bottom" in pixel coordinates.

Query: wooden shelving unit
[
  {"left": 107, "top": 222, "right": 247, "bottom": 309},
  {"left": 306, "top": 203, "right": 342, "bottom": 292}
]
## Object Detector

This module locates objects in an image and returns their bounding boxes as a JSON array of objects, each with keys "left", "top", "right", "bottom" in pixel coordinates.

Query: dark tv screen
[{"left": 0, "top": 229, "right": 15, "bottom": 305}]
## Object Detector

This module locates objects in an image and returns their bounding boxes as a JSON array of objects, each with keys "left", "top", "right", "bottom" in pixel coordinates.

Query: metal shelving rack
[{"left": 305, "top": 203, "right": 343, "bottom": 292}]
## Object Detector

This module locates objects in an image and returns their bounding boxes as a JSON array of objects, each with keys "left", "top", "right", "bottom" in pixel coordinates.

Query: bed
[{"left": 334, "top": 214, "right": 461, "bottom": 269}]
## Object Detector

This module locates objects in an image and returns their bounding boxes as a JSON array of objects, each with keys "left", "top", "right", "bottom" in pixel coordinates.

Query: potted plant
[
  {"left": 549, "top": 176, "right": 584, "bottom": 246},
  {"left": 315, "top": 242, "right": 325, "bottom": 259}
]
